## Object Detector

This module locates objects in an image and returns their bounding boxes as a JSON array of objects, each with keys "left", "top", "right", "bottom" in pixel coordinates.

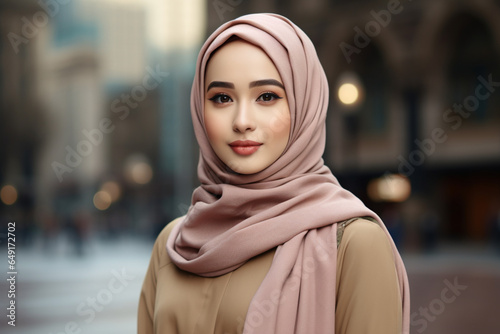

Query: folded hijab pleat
[{"left": 166, "top": 13, "right": 410, "bottom": 334}]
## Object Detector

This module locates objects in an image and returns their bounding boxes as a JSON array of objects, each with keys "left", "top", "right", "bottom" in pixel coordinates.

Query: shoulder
[
  {"left": 335, "top": 219, "right": 403, "bottom": 333},
  {"left": 339, "top": 218, "right": 395, "bottom": 263},
  {"left": 138, "top": 217, "right": 184, "bottom": 330},
  {"left": 343, "top": 218, "right": 388, "bottom": 242},
  {"left": 150, "top": 216, "right": 184, "bottom": 269},
  {"left": 156, "top": 216, "right": 184, "bottom": 243},
  {"left": 336, "top": 217, "right": 400, "bottom": 301}
]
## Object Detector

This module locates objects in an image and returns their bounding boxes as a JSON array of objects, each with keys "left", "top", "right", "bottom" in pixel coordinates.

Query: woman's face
[{"left": 204, "top": 40, "right": 291, "bottom": 175}]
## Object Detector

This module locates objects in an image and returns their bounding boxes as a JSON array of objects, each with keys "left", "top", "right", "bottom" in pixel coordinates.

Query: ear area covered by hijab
[{"left": 166, "top": 13, "right": 410, "bottom": 334}]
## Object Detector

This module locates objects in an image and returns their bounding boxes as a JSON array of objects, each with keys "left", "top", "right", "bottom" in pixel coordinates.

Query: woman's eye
[
  {"left": 209, "top": 94, "right": 232, "bottom": 104},
  {"left": 257, "top": 92, "right": 282, "bottom": 102}
]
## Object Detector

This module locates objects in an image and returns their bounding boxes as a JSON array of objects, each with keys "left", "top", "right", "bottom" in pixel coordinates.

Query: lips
[{"left": 229, "top": 140, "right": 263, "bottom": 156}]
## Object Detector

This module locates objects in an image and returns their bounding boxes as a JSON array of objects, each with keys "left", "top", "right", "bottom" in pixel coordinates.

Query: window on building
[
  {"left": 356, "top": 44, "right": 389, "bottom": 136},
  {"left": 445, "top": 14, "right": 500, "bottom": 126}
]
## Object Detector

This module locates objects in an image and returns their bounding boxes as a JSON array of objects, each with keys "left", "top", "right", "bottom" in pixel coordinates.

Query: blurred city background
[{"left": 1, "top": 0, "right": 499, "bottom": 333}]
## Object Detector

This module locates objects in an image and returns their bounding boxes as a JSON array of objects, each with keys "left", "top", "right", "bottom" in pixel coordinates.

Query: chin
[
  {"left": 232, "top": 164, "right": 264, "bottom": 175},
  {"left": 234, "top": 168, "right": 259, "bottom": 175}
]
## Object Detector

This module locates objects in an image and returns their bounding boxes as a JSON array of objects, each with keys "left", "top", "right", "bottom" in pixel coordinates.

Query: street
[{"left": 0, "top": 235, "right": 153, "bottom": 334}]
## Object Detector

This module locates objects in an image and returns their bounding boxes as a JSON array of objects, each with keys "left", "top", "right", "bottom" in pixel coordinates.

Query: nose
[{"left": 232, "top": 102, "right": 256, "bottom": 133}]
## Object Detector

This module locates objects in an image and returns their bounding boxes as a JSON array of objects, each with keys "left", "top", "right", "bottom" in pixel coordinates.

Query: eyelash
[
  {"left": 208, "top": 92, "right": 283, "bottom": 104},
  {"left": 208, "top": 93, "right": 232, "bottom": 104},
  {"left": 258, "top": 92, "right": 283, "bottom": 102}
]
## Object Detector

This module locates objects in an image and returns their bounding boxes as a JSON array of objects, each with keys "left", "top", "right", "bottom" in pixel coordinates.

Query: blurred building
[
  {"left": 33, "top": 0, "right": 131, "bottom": 238},
  {"left": 3, "top": 0, "right": 499, "bottom": 246},
  {"left": 97, "top": 0, "right": 147, "bottom": 85},
  {"left": 156, "top": 0, "right": 206, "bottom": 224},
  {"left": 0, "top": 0, "right": 206, "bottom": 242},
  {"left": 207, "top": 0, "right": 500, "bottom": 245},
  {"left": 0, "top": 0, "right": 47, "bottom": 240}
]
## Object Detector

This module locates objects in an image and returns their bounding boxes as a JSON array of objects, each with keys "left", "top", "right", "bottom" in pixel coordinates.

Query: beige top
[{"left": 138, "top": 218, "right": 402, "bottom": 333}]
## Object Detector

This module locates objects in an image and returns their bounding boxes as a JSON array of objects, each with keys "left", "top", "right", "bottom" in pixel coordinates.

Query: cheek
[
  {"left": 204, "top": 108, "right": 224, "bottom": 146},
  {"left": 269, "top": 112, "right": 290, "bottom": 137},
  {"left": 204, "top": 116, "right": 216, "bottom": 145},
  {"left": 270, "top": 107, "right": 291, "bottom": 146}
]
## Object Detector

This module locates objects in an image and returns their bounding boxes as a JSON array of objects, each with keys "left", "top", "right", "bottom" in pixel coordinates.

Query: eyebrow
[
  {"left": 249, "top": 79, "right": 285, "bottom": 90},
  {"left": 206, "top": 79, "right": 285, "bottom": 92},
  {"left": 206, "top": 81, "right": 235, "bottom": 92}
]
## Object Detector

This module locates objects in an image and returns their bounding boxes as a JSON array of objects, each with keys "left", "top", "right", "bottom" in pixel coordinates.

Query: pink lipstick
[{"left": 229, "top": 140, "right": 262, "bottom": 156}]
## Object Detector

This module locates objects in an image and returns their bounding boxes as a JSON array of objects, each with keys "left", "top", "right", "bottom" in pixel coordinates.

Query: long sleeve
[
  {"left": 137, "top": 235, "right": 159, "bottom": 334},
  {"left": 335, "top": 219, "right": 402, "bottom": 334},
  {"left": 138, "top": 220, "right": 179, "bottom": 334}
]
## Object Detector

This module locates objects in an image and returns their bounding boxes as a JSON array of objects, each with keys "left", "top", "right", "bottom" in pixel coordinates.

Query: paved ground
[
  {"left": 403, "top": 246, "right": 500, "bottom": 334},
  {"left": 0, "top": 235, "right": 499, "bottom": 334},
  {"left": 0, "top": 235, "right": 153, "bottom": 334}
]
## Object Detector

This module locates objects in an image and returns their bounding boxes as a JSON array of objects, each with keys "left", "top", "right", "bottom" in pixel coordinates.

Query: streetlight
[
  {"left": 336, "top": 71, "right": 364, "bottom": 109},
  {"left": 337, "top": 72, "right": 364, "bottom": 168},
  {"left": 338, "top": 83, "right": 359, "bottom": 105}
]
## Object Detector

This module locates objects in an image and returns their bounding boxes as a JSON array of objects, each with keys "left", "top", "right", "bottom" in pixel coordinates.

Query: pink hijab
[{"left": 166, "top": 13, "right": 410, "bottom": 333}]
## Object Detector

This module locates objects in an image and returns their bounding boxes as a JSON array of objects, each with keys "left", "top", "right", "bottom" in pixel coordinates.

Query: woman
[{"left": 138, "top": 13, "right": 410, "bottom": 334}]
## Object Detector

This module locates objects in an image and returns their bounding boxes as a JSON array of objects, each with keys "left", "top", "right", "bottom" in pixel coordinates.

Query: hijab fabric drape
[{"left": 166, "top": 13, "right": 410, "bottom": 334}]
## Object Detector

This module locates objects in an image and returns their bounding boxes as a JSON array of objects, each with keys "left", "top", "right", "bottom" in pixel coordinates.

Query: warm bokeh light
[
  {"left": 338, "top": 83, "right": 360, "bottom": 105},
  {"left": 93, "top": 190, "right": 112, "bottom": 211},
  {"left": 124, "top": 154, "right": 153, "bottom": 185},
  {"left": 367, "top": 174, "right": 411, "bottom": 202},
  {"left": 130, "top": 162, "right": 153, "bottom": 185},
  {"left": 101, "top": 181, "right": 122, "bottom": 202},
  {"left": 0, "top": 185, "right": 18, "bottom": 205}
]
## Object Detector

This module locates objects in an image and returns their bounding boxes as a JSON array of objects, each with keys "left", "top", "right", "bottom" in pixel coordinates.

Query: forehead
[{"left": 204, "top": 40, "right": 281, "bottom": 84}]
